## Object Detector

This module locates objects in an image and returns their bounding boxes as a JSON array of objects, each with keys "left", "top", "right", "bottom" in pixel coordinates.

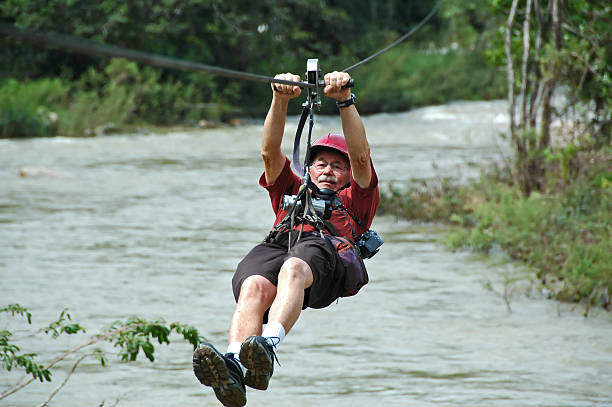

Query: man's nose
[{"left": 322, "top": 164, "right": 334, "bottom": 174}]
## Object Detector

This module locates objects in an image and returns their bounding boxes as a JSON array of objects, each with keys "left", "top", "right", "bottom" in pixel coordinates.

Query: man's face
[{"left": 309, "top": 150, "right": 350, "bottom": 191}]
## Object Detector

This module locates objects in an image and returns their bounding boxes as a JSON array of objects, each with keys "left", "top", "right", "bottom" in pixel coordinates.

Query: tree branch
[
  {"left": 39, "top": 353, "right": 89, "bottom": 407},
  {"left": 0, "top": 323, "right": 146, "bottom": 400},
  {"left": 0, "top": 335, "right": 105, "bottom": 400}
]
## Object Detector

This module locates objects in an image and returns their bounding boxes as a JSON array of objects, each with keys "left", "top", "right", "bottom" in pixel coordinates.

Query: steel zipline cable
[
  {"left": 0, "top": 22, "right": 309, "bottom": 89},
  {"left": 0, "top": 1, "right": 441, "bottom": 87}
]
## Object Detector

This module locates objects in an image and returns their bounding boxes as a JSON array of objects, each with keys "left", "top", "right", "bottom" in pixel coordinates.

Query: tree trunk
[
  {"left": 505, "top": 0, "right": 520, "bottom": 140},
  {"left": 529, "top": 0, "right": 544, "bottom": 128},
  {"left": 505, "top": 0, "right": 534, "bottom": 195},
  {"left": 540, "top": 0, "right": 562, "bottom": 149},
  {"left": 520, "top": 0, "right": 533, "bottom": 133}
]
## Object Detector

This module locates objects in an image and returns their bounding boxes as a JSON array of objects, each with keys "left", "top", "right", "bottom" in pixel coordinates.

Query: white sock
[
  {"left": 227, "top": 341, "right": 242, "bottom": 356},
  {"left": 261, "top": 322, "right": 286, "bottom": 350},
  {"left": 226, "top": 342, "right": 245, "bottom": 373}
]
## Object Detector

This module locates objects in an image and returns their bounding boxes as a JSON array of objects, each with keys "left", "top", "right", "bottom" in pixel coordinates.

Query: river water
[{"left": 1, "top": 100, "right": 611, "bottom": 406}]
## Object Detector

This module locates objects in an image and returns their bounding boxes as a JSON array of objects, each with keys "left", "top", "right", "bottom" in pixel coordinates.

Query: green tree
[{"left": 489, "top": 0, "right": 611, "bottom": 196}]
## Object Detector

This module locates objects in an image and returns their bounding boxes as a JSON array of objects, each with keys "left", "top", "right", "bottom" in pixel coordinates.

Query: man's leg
[
  {"left": 193, "top": 276, "right": 276, "bottom": 406},
  {"left": 240, "top": 257, "right": 313, "bottom": 390},
  {"left": 267, "top": 257, "right": 313, "bottom": 332},
  {"left": 229, "top": 275, "right": 277, "bottom": 343},
  {"left": 230, "top": 256, "right": 313, "bottom": 344}
]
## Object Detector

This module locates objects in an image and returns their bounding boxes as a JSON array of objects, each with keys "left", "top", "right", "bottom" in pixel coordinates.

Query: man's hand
[
  {"left": 323, "top": 71, "right": 352, "bottom": 101},
  {"left": 271, "top": 73, "right": 302, "bottom": 101}
]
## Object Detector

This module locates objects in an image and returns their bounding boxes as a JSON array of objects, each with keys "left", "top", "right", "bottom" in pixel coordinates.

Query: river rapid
[{"left": 1, "top": 100, "right": 611, "bottom": 406}]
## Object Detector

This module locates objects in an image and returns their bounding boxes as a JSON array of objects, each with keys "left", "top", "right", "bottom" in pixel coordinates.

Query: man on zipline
[{"left": 193, "top": 70, "right": 380, "bottom": 407}]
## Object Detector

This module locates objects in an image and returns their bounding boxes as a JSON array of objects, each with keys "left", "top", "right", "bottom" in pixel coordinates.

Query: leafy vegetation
[
  {"left": 1, "top": 304, "right": 204, "bottom": 404},
  {"left": 347, "top": 46, "right": 506, "bottom": 114},
  {"left": 0, "top": 0, "right": 506, "bottom": 137},
  {"left": 0, "top": 78, "right": 67, "bottom": 138}
]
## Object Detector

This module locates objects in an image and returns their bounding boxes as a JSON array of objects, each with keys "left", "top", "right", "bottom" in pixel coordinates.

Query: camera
[
  {"left": 357, "top": 230, "right": 383, "bottom": 259},
  {"left": 282, "top": 194, "right": 332, "bottom": 220}
]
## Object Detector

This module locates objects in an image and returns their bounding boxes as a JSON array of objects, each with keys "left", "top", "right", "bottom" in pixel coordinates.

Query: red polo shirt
[{"left": 259, "top": 157, "right": 380, "bottom": 240}]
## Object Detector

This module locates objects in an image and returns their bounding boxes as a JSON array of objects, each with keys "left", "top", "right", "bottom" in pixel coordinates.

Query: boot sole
[
  {"left": 193, "top": 345, "right": 246, "bottom": 407},
  {"left": 240, "top": 338, "right": 273, "bottom": 390}
]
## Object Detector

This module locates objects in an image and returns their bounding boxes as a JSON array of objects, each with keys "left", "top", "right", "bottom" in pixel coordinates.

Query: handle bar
[{"left": 270, "top": 77, "right": 354, "bottom": 89}]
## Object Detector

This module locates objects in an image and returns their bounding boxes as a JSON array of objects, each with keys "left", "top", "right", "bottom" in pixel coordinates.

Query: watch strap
[{"left": 336, "top": 93, "right": 356, "bottom": 109}]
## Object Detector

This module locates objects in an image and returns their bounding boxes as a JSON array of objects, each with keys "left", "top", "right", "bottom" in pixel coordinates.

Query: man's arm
[
  {"left": 324, "top": 72, "right": 372, "bottom": 189},
  {"left": 261, "top": 73, "right": 302, "bottom": 185}
]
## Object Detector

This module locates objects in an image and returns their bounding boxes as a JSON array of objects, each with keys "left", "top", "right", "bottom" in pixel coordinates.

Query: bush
[
  {"left": 338, "top": 46, "right": 506, "bottom": 115},
  {"left": 0, "top": 59, "right": 244, "bottom": 138},
  {"left": 0, "top": 79, "right": 68, "bottom": 138},
  {"left": 56, "top": 59, "right": 140, "bottom": 137}
]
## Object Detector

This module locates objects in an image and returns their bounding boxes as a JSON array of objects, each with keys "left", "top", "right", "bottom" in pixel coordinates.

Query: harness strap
[
  {"left": 266, "top": 182, "right": 327, "bottom": 251},
  {"left": 292, "top": 104, "right": 311, "bottom": 176}
]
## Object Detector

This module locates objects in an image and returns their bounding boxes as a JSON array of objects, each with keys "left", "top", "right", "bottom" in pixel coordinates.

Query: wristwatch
[{"left": 336, "top": 93, "right": 356, "bottom": 109}]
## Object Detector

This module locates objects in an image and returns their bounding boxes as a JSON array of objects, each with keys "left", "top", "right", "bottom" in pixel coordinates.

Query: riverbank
[{"left": 379, "top": 147, "right": 612, "bottom": 313}]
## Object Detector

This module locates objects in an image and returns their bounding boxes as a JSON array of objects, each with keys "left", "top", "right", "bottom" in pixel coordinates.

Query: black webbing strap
[{"left": 292, "top": 105, "right": 311, "bottom": 176}]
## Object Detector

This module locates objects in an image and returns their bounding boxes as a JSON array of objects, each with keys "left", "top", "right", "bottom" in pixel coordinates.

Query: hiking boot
[
  {"left": 239, "top": 335, "right": 278, "bottom": 390},
  {"left": 193, "top": 343, "right": 246, "bottom": 407}
]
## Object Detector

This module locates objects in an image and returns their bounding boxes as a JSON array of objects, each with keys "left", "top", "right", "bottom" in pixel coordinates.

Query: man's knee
[
  {"left": 239, "top": 275, "right": 276, "bottom": 307},
  {"left": 279, "top": 257, "right": 313, "bottom": 287}
]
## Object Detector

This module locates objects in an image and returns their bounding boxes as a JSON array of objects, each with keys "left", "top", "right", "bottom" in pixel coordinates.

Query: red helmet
[{"left": 310, "top": 133, "right": 349, "bottom": 162}]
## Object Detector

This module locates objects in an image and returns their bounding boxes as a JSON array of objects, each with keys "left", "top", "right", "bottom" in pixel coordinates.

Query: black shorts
[{"left": 232, "top": 231, "right": 346, "bottom": 312}]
